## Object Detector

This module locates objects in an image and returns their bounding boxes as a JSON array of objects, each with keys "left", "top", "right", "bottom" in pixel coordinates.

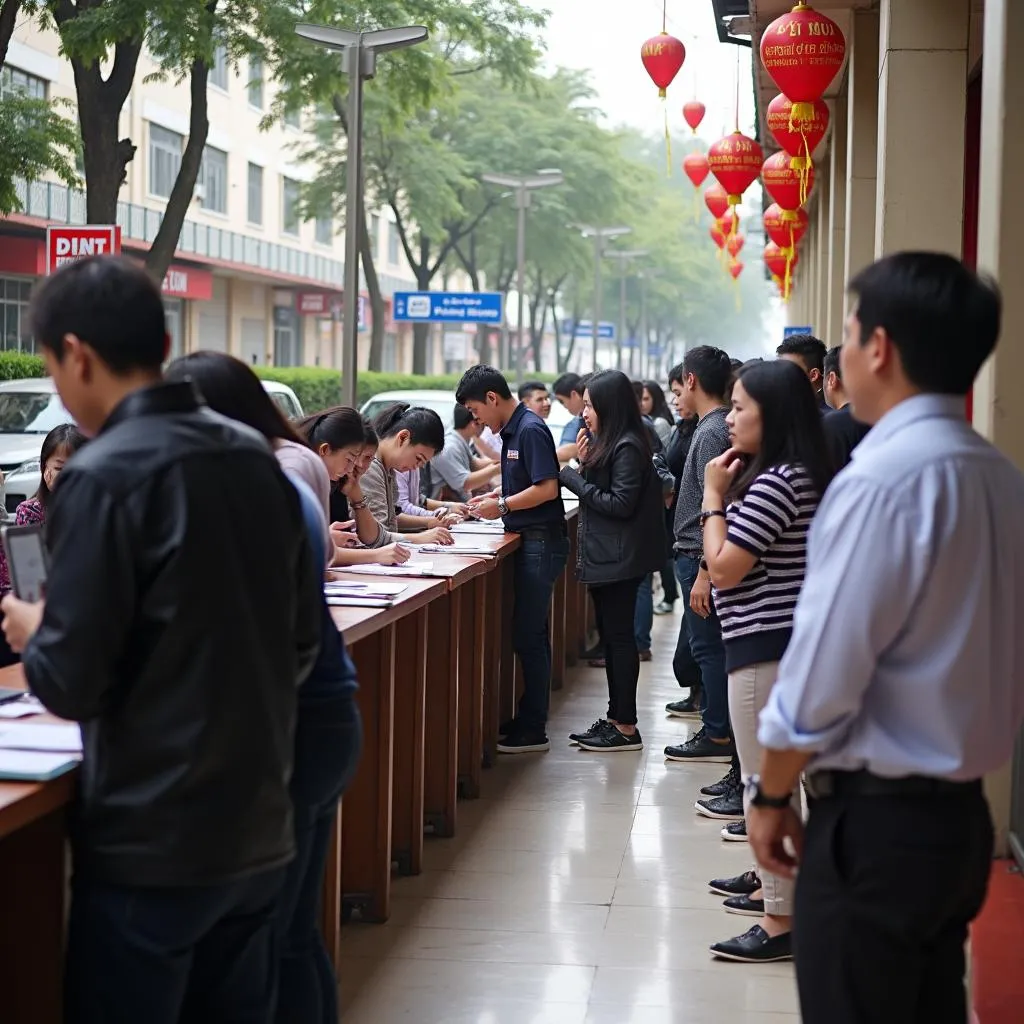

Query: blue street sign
[
  {"left": 621, "top": 337, "right": 640, "bottom": 350},
  {"left": 393, "top": 291, "right": 503, "bottom": 324},
  {"left": 783, "top": 325, "right": 813, "bottom": 338},
  {"left": 560, "top": 319, "right": 616, "bottom": 341}
]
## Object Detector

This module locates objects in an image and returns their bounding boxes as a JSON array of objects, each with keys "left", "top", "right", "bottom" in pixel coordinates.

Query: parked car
[
  {"left": 360, "top": 388, "right": 573, "bottom": 448},
  {"left": 0, "top": 377, "right": 304, "bottom": 517}
]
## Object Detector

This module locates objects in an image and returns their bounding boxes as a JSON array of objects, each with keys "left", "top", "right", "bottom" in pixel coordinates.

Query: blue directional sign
[
  {"left": 783, "top": 325, "right": 813, "bottom": 338},
  {"left": 560, "top": 319, "right": 616, "bottom": 341},
  {"left": 393, "top": 291, "right": 503, "bottom": 324}
]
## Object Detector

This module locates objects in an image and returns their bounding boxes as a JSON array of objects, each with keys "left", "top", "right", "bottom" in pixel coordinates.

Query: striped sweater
[{"left": 714, "top": 464, "right": 820, "bottom": 672}]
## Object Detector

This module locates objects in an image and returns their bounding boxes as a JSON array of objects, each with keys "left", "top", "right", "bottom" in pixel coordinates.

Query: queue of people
[{"left": 2, "top": 251, "right": 1024, "bottom": 1024}]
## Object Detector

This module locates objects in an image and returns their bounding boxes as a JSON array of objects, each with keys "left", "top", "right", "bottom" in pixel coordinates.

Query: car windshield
[
  {"left": 269, "top": 391, "right": 301, "bottom": 419},
  {"left": 362, "top": 396, "right": 455, "bottom": 426},
  {"left": 0, "top": 393, "right": 70, "bottom": 434}
]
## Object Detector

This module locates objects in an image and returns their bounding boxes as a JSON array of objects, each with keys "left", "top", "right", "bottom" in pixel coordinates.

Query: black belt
[
  {"left": 804, "top": 769, "right": 982, "bottom": 801},
  {"left": 513, "top": 522, "right": 568, "bottom": 541}
]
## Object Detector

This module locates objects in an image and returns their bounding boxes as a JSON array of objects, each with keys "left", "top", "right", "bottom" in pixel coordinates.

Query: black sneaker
[
  {"left": 498, "top": 718, "right": 517, "bottom": 739},
  {"left": 577, "top": 723, "right": 643, "bottom": 753},
  {"left": 723, "top": 894, "right": 764, "bottom": 917},
  {"left": 665, "top": 697, "right": 700, "bottom": 718},
  {"left": 708, "top": 869, "right": 760, "bottom": 898},
  {"left": 695, "top": 792, "right": 744, "bottom": 820},
  {"left": 722, "top": 821, "right": 748, "bottom": 842},
  {"left": 710, "top": 925, "right": 793, "bottom": 963},
  {"left": 700, "top": 760, "right": 740, "bottom": 796},
  {"left": 497, "top": 730, "right": 550, "bottom": 754},
  {"left": 569, "top": 719, "right": 607, "bottom": 746},
  {"left": 664, "top": 727, "right": 735, "bottom": 763}
]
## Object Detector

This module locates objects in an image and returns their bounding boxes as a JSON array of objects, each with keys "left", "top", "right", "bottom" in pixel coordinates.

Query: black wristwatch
[
  {"left": 700, "top": 508, "right": 726, "bottom": 527},
  {"left": 746, "top": 775, "right": 793, "bottom": 809}
]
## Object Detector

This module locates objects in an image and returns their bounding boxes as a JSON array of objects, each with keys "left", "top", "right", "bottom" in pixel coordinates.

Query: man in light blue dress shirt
[{"left": 745, "top": 252, "right": 1024, "bottom": 1024}]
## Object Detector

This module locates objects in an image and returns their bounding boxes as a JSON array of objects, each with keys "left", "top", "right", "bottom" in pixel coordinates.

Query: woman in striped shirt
[{"left": 699, "top": 359, "right": 833, "bottom": 965}]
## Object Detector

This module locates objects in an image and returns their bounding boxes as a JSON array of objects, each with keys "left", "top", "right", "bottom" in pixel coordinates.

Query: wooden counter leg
[
  {"left": 0, "top": 808, "right": 66, "bottom": 1024},
  {"left": 341, "top": 625, "right": 396, "bottom": 922},
  {"left": 457, "top": 576, "right": 486, "bottom": 799},
  {"left": 424, "top": 590, "right": 459, "bottom": 838},
  {"left": 391, "top": 606, "right": 428, "bottom": 876},
  {"left": 482, "top": 567, "right": 503, "bottom": 768},
  {"left": 551, "top": 568, "right": 567, "bottom": 691},
  {"left": 321, "top": 811, "right": 342, "bottom": 970},
  {"left": 499, "top": 556, "right": 517, "bottom": 726}
]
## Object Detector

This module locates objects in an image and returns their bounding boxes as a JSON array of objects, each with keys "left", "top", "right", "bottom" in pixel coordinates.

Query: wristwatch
[
  {"left": 746, "top": 774, "right": 793, "bottom": 809},
  {"left": 700, "top": 509, "right": 726, "bottom": 527},
  {"left": 497, "top": 496, "right": 509, "bottom": 517}
]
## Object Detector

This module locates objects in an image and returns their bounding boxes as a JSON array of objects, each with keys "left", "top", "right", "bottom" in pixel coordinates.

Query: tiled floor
[{"left": 340, "top": 609, "right": 800, "bottom": 1022}]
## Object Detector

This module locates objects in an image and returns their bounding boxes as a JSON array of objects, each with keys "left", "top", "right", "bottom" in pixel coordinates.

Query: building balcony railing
[{"left": 11, "top": 177, "right": 344, "bottom": 288}]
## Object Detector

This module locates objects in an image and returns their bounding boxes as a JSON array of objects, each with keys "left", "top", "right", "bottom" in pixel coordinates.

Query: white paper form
[
  {"left": 0, "top": 723, "right": 83, "bottom": 753},
  {"left": 0, "top": 749, "right": 81, "bottom": 781}
]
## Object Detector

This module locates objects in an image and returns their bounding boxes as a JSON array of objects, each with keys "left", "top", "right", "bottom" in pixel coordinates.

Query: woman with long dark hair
[
  {"left": 699, "top": 359, "right": 832, "bottom": 965},
  {"left": 641, "top": 379, "right": 675, "bottom": 445},
  {"left": 344, "top": 402, "right": 454, "bottom": 547},
  {"left": 165, "top": 352, "right": 361, "bottom": 1022},
  {"left": 559, "top": 370, "right": 667, "bottom": 752}
]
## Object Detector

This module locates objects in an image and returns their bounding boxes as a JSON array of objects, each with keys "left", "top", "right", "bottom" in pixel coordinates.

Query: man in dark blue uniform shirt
[{"left": 457, "top": 365, "right": 568, "bottom": 753}]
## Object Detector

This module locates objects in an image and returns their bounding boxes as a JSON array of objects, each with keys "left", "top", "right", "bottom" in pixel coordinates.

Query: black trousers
[
  {"left": 794, "top": 786, "right": 993, "bottom": 1024},
  {"left": 590, "top": 577, "right": 642, "bottom": 726}
]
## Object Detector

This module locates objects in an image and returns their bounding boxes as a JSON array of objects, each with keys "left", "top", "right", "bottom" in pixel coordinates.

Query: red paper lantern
[
  {"left": 708, "top": 131, "right": 764, "bottom": 213},
  {"left": 683, "top": 152, "right": 710, "bottom": 187},
  {"left": 766, "top": 94, "right": 829, "bottom": 204},
  {"left": 727, "top": 234, "right": 745, "bottom": 258},
  {"left": 641, "top": 32, "right": 686, "bottom": 98},
  {"left": 705, "top": 182, "right": 730, "bottom": 220},
  {"left": 729, "top": 260, "right": 744, "bottom": 281},
  {"left": 762, "top": 150, "right": 814, "bottom": 212},
  {"left": 710, "top": 223, "right": 727, "bottom": 250},
  {"left": 763, "top": 203, "right": 809, "bottom": 251},
  {"left": 764, "top": 240, "right": 800, "bottom": 299},
  {"left": 683, "top": 100, "right": 706, "bottom": 133},
  {"left": 717, "top": 210, "right": 738, "bottom": 237},
  {"left": 760, "top": 3, "right": 846, "bottom": 122}
]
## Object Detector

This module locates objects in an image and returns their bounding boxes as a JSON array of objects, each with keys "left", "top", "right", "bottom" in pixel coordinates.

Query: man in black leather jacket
[{"left": 0, "top": 256, "right": 321, "bottom": 1022}]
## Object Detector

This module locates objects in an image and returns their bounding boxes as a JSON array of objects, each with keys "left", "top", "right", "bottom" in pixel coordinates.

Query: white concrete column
[
  {"left": 974, "top": 0, "right": 1024, "bottom": 858},
  {"left": 875, "top": 0, "right": 970, "bottom": 255},
  {"left": 844, "top": 9, "right": 879, "bottom": 304},
  {"left": 827, "top": 96, "right": 848, "bottom": 348}
]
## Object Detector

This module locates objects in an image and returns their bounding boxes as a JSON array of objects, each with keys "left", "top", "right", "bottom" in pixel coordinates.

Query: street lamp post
[
  {"left": 482, "top": 170, "right": 563, "bottom": 379},
  {"left": 576, "top": 226, "right": 631, "bottom": 369},
  {"left": 604, "top": 250, "right": 648, "bottom": 373},
  {"left": 296, "top": 22, "right": 428, "bottom": 408}
]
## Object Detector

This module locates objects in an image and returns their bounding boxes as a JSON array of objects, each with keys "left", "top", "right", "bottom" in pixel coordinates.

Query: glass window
[
  {"left": 247, "top": 162, "right": 263, "bottom": 225},
  {"left": 388, "top": 222, "right": 400, "bottom": 264},
  {"left": 284, "top": 106, "right": 301, "bottom": 130},
  {"left": 0, "top": 66, "right": 47, "bottom": 101},
  {"left": 282, "top": 177, "right": 300, "bottom": 236},
  {"left": 315, "top": 213, "right": 333, "bottom": 245},
  {"left": 247, "top": 56, "right": 263, "bottom": 109},
  {"left": 210, "top": 43, "right": 229, "bottom": 90},
  {"left": 199, "top": 145, "right": 228, "bottom": 214},
  {"left": 149, "top": 123, "right": 183, "bottom": 198},
  {"left": 0, "top": 279, "right": 34, "bottom": 354}
]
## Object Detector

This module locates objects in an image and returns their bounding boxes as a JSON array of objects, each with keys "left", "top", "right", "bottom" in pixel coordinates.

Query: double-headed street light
[
  {"left": 575, "top": 225, "right": 631, "bottom": 369},
  {"left": 482, "top": 169, "right": 563, "bottom": 379},
  {"left": 604, "top": 249, "right": 648, "bottom": 374},
  {"left": 296, "top": 22, "right": 428, "bottom": 408}
]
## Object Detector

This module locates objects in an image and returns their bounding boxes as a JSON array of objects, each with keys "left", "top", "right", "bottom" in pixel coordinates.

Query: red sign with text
[
  {"left": 162, "top": 264, "right": 213, "bottom": 301},
  {"left": 45, "top": 225, "right": 121, "bottom": 274}
]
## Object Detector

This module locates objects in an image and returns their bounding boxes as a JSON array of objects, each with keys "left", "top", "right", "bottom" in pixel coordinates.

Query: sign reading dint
[{"left": 45, "top": 225, "right": 122, "bottom": 274}]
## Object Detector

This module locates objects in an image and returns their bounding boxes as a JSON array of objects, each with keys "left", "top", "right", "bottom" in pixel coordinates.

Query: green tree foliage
[{"left": 0, "top": 0, "right": 80, "bottom": 214}]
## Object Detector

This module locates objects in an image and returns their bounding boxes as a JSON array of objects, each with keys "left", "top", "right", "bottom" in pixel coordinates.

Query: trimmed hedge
[{"left": 0, "top": 352, "right": 560, "bottom": 415}]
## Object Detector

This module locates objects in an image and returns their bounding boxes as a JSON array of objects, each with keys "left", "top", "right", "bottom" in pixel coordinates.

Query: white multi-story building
[{"left": 0, "top": 21, "right": 438, "bottom": 371}]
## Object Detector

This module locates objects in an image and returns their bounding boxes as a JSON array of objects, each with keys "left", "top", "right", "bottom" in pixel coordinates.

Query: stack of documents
[
  {"left": 453, "top": 520, "right": 505, "bottom": 535},
  {"left": 0, "top": 694, "right": 46, "bottom": 719},
  {"left": 342, "top": 561, "right": 436, "bottom": 578},
  {"left": 324, "top": 579, "right": 408, "bottom": 608},
  {"left": 0, "top": 722, "right": 82, "bottom": 781},
  {"left": 418, "top": 540, "right": 498, "bottom": 557}
]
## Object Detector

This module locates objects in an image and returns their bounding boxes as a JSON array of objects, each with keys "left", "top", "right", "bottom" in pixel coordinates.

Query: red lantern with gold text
[
  {"left": 766, "top": 94, "right": 829, "bottom": 205},
  {"left": 760, "top": 3, "right": 846, "bottom": 124},
  {"left": 683, "top": 100, "right": 706, "bottom": 134},
  {"left": 727, "top": 233, "right": 745, "bottom": 259},
  {"left": 762, "top": 150, "right": 814, "bottom": 213},
  {"left": 708, "top": 131, "right": 764, "bottom": 231},
  {"left": 763, "top": 203, "right": 809, "bottom": 252},
  {"left": 641, "top": 32, "right": 686, "bottom": 98},
  {"left": 764, "top": 241, "right": 800, "bottom": 300},
  {"left": 705, "top": 181, "right": 729, "bottom": 220}
]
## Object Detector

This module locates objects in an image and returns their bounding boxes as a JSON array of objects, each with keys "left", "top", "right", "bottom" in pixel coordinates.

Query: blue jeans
[
  {"left": 275, "top": 696, "right": 362, "bottom": 1024},
  {"left": 675, "top": 553, "right": 730, "bottom": 740},
  {"left": 65, "top": 866, "right": 287, "bottom": 1024},
  {"left": 634, "top": 574, "right": 654, "bottom": 652},
  {"left": 513, "top": 533, "right": 570, "bottom": 731}
]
